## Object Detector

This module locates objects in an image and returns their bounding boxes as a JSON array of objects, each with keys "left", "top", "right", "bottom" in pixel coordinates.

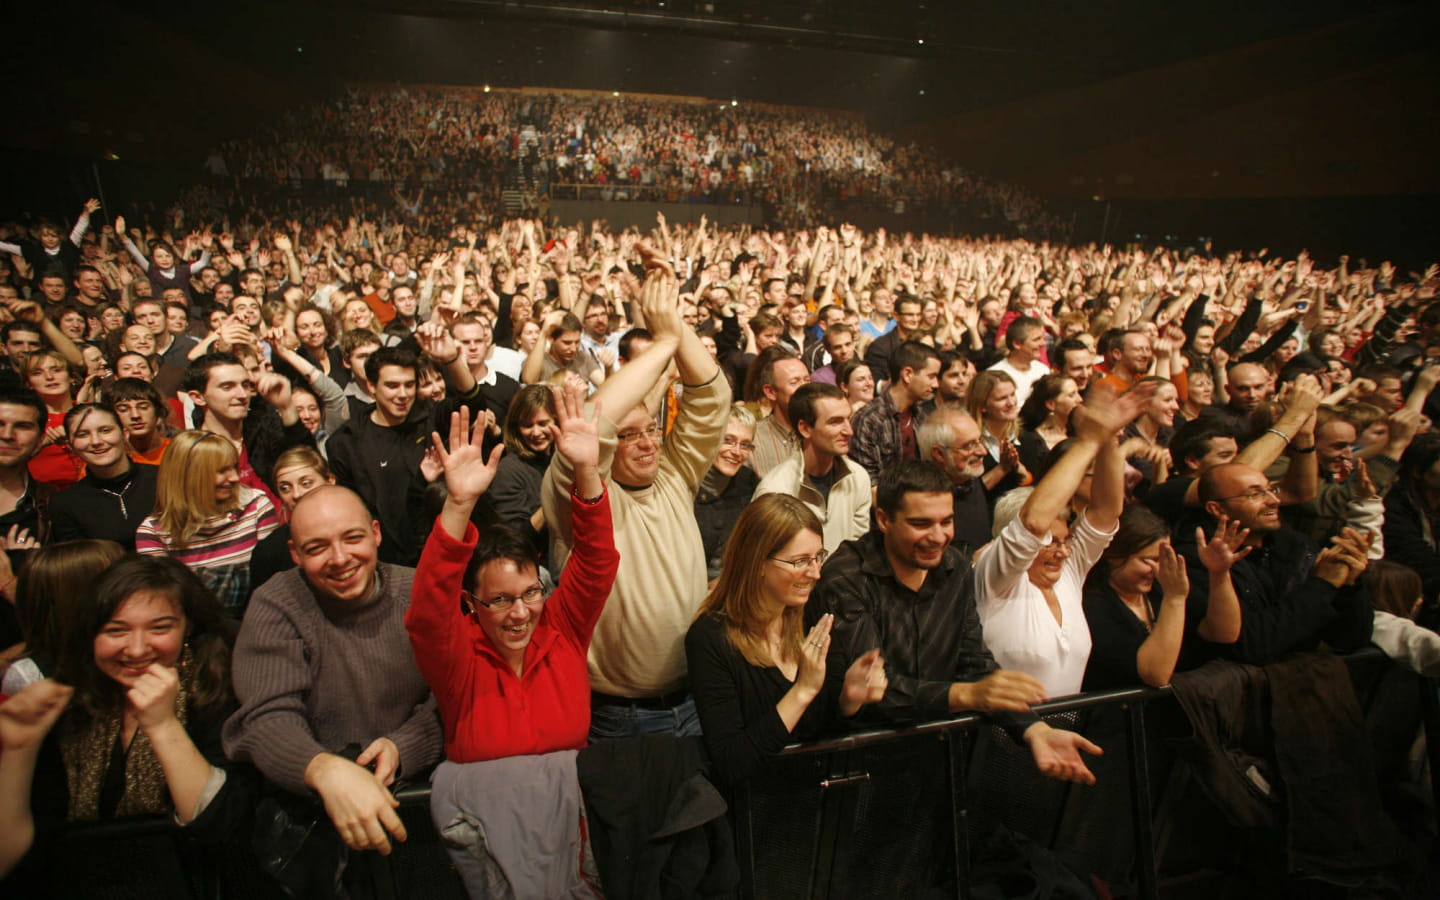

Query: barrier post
[{"left": 1125, "top": 700, "right": 1158, "bottom": 900}]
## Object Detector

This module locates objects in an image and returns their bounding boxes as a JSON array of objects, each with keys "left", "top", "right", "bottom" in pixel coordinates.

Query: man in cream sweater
[{"left": 542, "top": 260, "right": 729, "bottom": 740}]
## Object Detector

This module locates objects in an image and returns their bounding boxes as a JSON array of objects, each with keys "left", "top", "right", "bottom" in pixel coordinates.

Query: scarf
[{"left": 61, "top": 646, "right": 194, "bottom": 821}]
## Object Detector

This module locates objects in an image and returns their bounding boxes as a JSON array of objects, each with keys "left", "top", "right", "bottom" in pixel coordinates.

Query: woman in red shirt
[
  {"left": 408, "top": 384, "right": 616, "bottom": 896},
  {"left": 23, "top": 351, "right": 83, "bottom": 489}
]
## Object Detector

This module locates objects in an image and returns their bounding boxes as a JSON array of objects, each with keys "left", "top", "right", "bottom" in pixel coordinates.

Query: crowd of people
[
  {"left": 202, "top": 86, "right": 1063, "bottom": 234},
  {"left": 0, "top": 194, "right": 1436, "bottom": 895}
]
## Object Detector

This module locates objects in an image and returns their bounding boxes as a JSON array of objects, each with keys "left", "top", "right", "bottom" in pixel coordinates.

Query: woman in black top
[
  {"left": 48, "top": 405, "right": 158, "bottom": 552},
  {"left": 488, "top": 385, "right": 558, "bottom": 562},
  {"left": 1082, "top": 505, "right": 1247, "bottom": 690},
  {"left": 686, "top": 494, "right": 886, "bottom": 787}
]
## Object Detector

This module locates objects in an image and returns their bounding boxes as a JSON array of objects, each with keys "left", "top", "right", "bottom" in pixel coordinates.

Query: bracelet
[
  {"left": 1290, "top": 445, "right": 1317, "bottom": 455},
  {"left": 1266, "top": 427, "right": 1292, "bottom": 443},
  {"left": 572, "top": 484, "right": 605, "bottom": 505},
  {"left": 437, "top": 354, "right": 461, "bottom": 366}
]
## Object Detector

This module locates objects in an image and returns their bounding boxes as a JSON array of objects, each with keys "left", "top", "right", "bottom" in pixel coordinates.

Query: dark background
[{"left": 3, "top": 0, "right": 1436, "bottom": 264}]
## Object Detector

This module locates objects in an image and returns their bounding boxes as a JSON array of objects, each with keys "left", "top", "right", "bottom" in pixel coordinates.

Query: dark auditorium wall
[{"left": 911, "top": 4, "right": 1439, "bottom": 202}]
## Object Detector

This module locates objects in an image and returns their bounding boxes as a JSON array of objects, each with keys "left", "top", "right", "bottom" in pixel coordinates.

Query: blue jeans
[{"left": 588, "top": 695, "right": 701, "bottom": 742}]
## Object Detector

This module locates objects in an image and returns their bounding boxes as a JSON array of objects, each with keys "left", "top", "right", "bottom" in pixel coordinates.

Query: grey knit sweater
[{"left": 221, "top": 565, "right": 443, "bottom": 794}]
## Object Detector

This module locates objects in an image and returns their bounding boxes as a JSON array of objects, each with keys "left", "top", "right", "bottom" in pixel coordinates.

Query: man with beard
[{"left": 754, "top": 383, "right": 870, "bottom": 552}]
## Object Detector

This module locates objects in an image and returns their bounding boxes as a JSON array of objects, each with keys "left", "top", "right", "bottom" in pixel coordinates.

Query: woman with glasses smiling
[
  {"left": 687, "top": 494, "right": 887, "bottom": 788},
  {"left": 406, "top": 383, "right": 618, "bottom": 895}
]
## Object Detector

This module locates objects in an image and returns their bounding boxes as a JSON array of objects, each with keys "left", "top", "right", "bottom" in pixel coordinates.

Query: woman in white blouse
[{"left": 973, "top": 384, "right": 1157, "bottom": 697}]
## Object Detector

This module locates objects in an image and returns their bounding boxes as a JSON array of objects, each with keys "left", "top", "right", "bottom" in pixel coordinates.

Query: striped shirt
[{"left": 136, "top": 486, "right": 280, "bottom": 617}]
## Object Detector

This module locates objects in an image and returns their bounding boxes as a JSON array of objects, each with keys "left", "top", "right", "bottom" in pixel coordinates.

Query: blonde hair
[
  {"left": 152, "top": 430, "right": 240, "bottom": 547},
  {"left": 967, "top": 370, "right": 1019, "bottom": 442},
  {"left": 698, "top": 494, "right": 823, "bottom": 669}
]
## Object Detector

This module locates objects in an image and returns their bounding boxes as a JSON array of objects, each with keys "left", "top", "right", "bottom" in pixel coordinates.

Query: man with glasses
[
  {"left": 755, "top": 383, "right": 870, "bottom": 552},
  {"left": 864, "top": 296, "right": 926, "bottom": 385},
  {"left": 1181, "top": 461, "right": 1373, "bottom": 664},
  {"left": 541, "top": 261, "right": 729, "bottom": 740},
  {"left": 917, "top": 407, "right": 993, "bottom": 558}
]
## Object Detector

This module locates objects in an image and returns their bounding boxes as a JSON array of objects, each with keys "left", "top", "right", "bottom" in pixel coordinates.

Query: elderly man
[
  {"left": 223, "top": 486, "right": 443, "bottom": 859},
  {"left": 541, "top": 259, "right": 730, "bottom": 739},
  {"left": 754, "top": 382, "right": 870, "bottom": 552},
  {"left": 917, "top": 407, "right": 993, "bottom": 558}
]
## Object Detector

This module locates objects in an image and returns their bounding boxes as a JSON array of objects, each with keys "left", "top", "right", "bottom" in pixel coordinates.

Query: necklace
[{"left": 95, "top": 470, "right": 136, "bottom": 518}]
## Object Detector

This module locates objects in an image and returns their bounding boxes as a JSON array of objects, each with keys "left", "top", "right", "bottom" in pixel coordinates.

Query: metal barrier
[{"left": 37, "top": 650, "right": 1439, "bottom": 899}]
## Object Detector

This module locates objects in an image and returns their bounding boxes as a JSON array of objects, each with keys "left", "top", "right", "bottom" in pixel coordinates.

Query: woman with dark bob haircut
[
  {"left": 489, "top": 384, "right": 560, "bottom": 561},
  {"left": 0, "top": 556, "right": 250, "bottom": 883}
]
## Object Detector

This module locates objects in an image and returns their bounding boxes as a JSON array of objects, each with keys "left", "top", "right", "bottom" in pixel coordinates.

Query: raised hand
[
  {"left": 1351, "top": 458, "right": 1377, "bottom": 502},
  {"left": 1146, "top": 544, "right": 1185, "bottom": 602},
  {"left": 840, "top": 649, "right": 887, "bottom": 712},
  {"left": 126, "top": 663, "right": 181, "bottom": 731},
  {"left": 429, "top": 406, "right": 504, "bottom": 506},
  {"left": 414, "top": 320, "right": 459, "bottom": 362},
  {"left": 1196, "top": 515, "right": 1252, "bottom": 572},
  {"left": 82, "top": 198, "right": 102, "bottom": 216},
  {"left": 115, "top": 215, "right": 127, "bottom": 237},
  {"left": 0, "top": 679, "right": 73, "bottom": 753},
  {"left": 255, "top": 371, "right": 293, "bottom": 410},
  {"left": 1073, "top": 380, "right": 1160, "bottom": 442},
  {"left": 547, "top": 379, "right": 600, "bottom": 470},
  {"left": 796, "top": 613, "right": 834, "bottom": 696}
]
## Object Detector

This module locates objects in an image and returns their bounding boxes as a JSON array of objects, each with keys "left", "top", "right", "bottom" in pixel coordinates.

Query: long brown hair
[
  {"left": 15, "top": 540, "right": 129, "bottom": 675},
  {"left": 698, "top": 494, "right": 823, "bottom": 668}
]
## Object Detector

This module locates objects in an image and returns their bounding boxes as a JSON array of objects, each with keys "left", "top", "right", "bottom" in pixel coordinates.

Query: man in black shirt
[{"left": 807, "top": 460, "right": 1102, "bottom": 784}]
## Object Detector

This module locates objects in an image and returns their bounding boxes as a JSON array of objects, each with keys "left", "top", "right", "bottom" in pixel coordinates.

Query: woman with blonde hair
[
  {"left": 135, "top": 430, "right": 279, "bottom": 618},
  {"left": 686, "top": 494, "right": 886, "bottom": 787},
  {"left": 23, "top": 350, "right": 84, "bottom": 489},
  {"left": 967, "top": 369, "right": 1028, "bottom": 498}
]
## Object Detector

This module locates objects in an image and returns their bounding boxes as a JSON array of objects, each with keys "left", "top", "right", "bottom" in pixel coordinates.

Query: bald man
[
  {"left": 224, "top": 486, "right": 443, "bottom": 859},
  {"left": 1224, "top": 362, "right": 1272, "bottom": 417},
  {"left": 1174, "top": 462, "right": 1372, "bottom": 666}
]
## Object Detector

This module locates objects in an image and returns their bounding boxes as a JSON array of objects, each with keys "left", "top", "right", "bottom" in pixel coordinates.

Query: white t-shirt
[{"left": 986, "top": 357, "right": 1052, "bottom": 407}]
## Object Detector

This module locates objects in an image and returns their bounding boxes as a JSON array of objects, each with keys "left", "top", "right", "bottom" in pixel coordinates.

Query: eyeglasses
[
  {"left": 1216, "top": 484, "right": 1281, "bottom": 503},
  {"left": 721, "top": 435, "right": 756, "bottom": 452},
  {"left": 940, "top": 439, "right": 985, "bottom": 454},
  {"left": 463, "top": 585, "right": 546, "bottom": 613},
  {"left": 768, "top": 550, "right": 829, "bottom": 572},
  {"left": 617, "top": 424, "right": 663, "bottom": 445}
]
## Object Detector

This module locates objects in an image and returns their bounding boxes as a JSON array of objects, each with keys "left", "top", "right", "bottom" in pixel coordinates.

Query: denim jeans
[{"left": 588, "top": 695, "right": 701, "bottom": 743}]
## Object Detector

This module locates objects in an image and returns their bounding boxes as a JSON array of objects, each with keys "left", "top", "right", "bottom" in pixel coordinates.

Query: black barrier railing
[
  {"left": 731, "top": 685, "right": 1169, "bottom": 900},
  {"left": 37, "top": 649, "right": 1440, "bottom": 899}
]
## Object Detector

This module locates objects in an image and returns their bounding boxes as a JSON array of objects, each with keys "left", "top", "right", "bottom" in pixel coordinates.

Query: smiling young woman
[{"left": 48, "top": 405, "right": 159, "bottom": 552}]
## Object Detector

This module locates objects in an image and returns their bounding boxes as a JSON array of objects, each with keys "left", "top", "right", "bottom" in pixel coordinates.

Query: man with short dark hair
[
  {"left": 987, "top": 316, "right": 1051, "bottom": 405},
  {"left": 864, "top": 296, "right": 925, "bottom": 383},
  {"left": 184, "top": 351, "right": 311, "bottom": 496},
  {"left": 809, "top": 323, "right": 857, "bottom": 385},
  {"left": 326, "top": 327, "right": 490, "bottom": 566},
  {"left": 524, "top": 310, "right": 603, "bottom": 388},
  {"left": 223, "top": 485, "right": 443, "bottom": 864},
  {"left": 808, "top": 460, "right": 1103, "bottom": 783},
  {"left": 132, "top": 298, "right": 196, "bottom": 368},
  {"left": 748, "top": 354, "right": 810, "bottom": 478},
  {"left": 0, "top": 391, "right": 52, "bottom": 557},
  {"left": 1094, "top": 329, "right": 1153, "bottom": 395},
  {"left": 849, "top": 341, "right": 940, "bottom": 485},
  {"left": 933, "top": 350, "right": 975, "bottom": 409},
  {"left": 754, "top": 382, "right": 870, "bottom": 551},
  {"left": 1055, "top": 338, "right": 1095, "bottom": 393}
]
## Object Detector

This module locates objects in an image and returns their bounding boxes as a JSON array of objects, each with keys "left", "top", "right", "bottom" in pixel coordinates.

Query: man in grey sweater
[{"left": 222, "top": 486, "right": 443, "bottom": 856}]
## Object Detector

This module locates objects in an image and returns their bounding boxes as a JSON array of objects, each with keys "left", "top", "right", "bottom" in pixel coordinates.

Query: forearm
[
  {"left": 0, "top": 745, "right": 40, "bottom": 875},
  {"left": 592, "top": 334, "right": 678, "bottom": 420},
  {"left": 145, "top": 718, "right": 218, "bottom": 824},
  {"left": 776, "top": 682, "right": 820, "bottom": 732},
  {"left": 1021, "top": 437, "right": 1102, "bottom": 535},
  {"left": 40, "top": 318, "right": 84, "bottom": 367},
  {"left": 1134, "top": 593, "right": 1186, "bottom": 687},
  {"left": 1087, "top": 438, "right": 1125, "bottom": 528},
  {"left": 1197, "top": 570, "right": 1242, "bottom": 643}
]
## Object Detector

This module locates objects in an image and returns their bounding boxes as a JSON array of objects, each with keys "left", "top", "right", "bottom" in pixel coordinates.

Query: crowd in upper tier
[
  {"left": 202, "top": 86, "right": 1063, "bottom": 233},
  {"left": 0, "top": 195, "right": 1436, "bottom": 894}
]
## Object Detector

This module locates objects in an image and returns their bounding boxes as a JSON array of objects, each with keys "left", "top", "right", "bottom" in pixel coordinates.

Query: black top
[
  {"left": 49, "top": 464, "right": 159, "bottom": 552},
  {"left": 685, "top": 612, "right": 842, "bottom": 787},
  {"left": 1081, "top": 584, "right": 1152, "bottom": 691},
  {"left": 694, "top": 466, "right": 760, "bottom": 580}
]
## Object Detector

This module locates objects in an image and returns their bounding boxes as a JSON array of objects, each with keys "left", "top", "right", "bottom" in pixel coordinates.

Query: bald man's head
[
  {"left": 288, "top": 485, "right": 382, "bottom": 604},
  {"left": 1199, "top": 462, "right": 1281, "bottom": 535},
  {"left": 1227, "top": 363, "right": 1272, "bottom": 413}
]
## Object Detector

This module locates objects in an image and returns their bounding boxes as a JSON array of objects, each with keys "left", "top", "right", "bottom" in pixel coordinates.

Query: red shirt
[
  {"left": 28, "top": 411, "right": 83, "bottom": 489},
  {"left": 407, "top": 492, "right": 619, "bottom": 763}
]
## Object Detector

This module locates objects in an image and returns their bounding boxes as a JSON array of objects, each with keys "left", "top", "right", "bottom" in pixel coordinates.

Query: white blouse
[{"left": 973, "top": 512, "right": 1116, "bottom": 697}]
